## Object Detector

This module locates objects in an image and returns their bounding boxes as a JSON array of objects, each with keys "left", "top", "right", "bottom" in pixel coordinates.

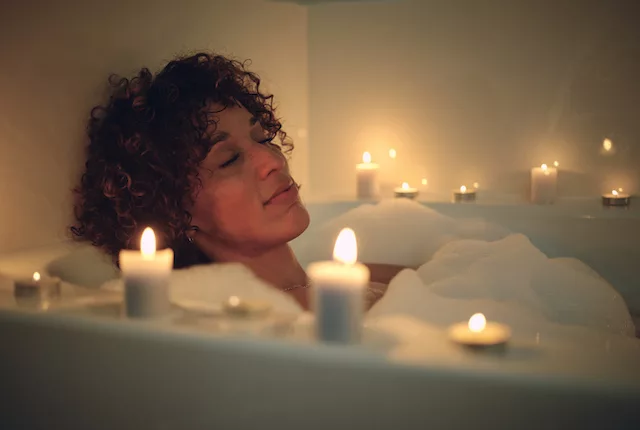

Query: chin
[{"left": 277, "top": 201, "right": 310, "bottom": 242}]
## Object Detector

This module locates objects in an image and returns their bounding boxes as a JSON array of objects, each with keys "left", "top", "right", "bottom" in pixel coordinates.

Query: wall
[
  {"left": 307, "top": 0, "right": 640, "bottom": 200},
  {"left": 0, "top": 0, "right": 308, "bottom": 254}
]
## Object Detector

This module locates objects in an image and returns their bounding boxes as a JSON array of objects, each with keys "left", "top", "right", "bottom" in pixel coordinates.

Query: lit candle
[
  {"left": 394, "top": 182, "right": 419, "bottom": 199},
  {"left": 13, "top": 271, "right": 61, "bottom": 306},
  {"left": 453, "top": 185, "right": 476, "bottom": 202},
  {"left": 602, "top": 189, "right": 631, "bottom": 207},
  {"left": 530, "top": 163, "right": 558, "bottom": 204},
  {"left": 355, "top": 152, "right": 379, "bottom": 199},
  {"left": 448, "top": 313, "right": 511, "bottom": 348},
  {"left": 119, "top": 227, "right": 174, "bottom": 318},
  {"left": 307, "top": 228, "right": 370, "bottom": 344}
]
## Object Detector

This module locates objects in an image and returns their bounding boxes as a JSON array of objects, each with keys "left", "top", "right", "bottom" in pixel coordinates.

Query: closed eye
[{"left": 220, "top": 153, "right": 240, "bottom": 168}]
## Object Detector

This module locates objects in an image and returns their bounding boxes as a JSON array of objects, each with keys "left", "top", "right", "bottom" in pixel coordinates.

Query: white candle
[
  {"left": 355, "top": 152, "right": 379, "bottom": 199},
  {"left": 602, "top": 189, "right": 631, "bottom": 207},
  {"left": 394, "top": 182, "right": 419, "bottom": 199},
  {"left": 307, "top": 228, "right": 370, "bottom": 344},
  {"left": 453, "top": 185, "right": 476, "bottom": 202},
  {"left": 119, "top": 227, "right": 174, "bottom": 318},
  {"left": 530, "top": 163, "right": 558, "bottom": 204},
  {"left": 448, "top": 313, "right": 511, "bottom": 348}
]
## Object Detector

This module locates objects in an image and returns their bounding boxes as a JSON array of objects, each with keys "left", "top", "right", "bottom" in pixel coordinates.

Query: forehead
[{"left": 206, "top": 103, "right": 254, "bottom": 133}]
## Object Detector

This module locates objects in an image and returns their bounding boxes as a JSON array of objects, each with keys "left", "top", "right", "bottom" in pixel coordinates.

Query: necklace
[{"left": 283, "top": 283, "right": 312, "bottom": 292}]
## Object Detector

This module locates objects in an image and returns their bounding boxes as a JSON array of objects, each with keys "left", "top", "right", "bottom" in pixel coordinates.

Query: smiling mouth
[{"left": 264, "top": 182, "right": 295, "bottom": 206}]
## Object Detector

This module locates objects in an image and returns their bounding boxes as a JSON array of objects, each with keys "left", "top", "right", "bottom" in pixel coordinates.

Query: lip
[{"left": 264, "top": 182, "right": 298, "bottom": 206}]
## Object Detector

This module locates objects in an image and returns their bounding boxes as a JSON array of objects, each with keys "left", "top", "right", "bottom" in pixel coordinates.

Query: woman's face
[{"left": 190, "top": 104, "right": 310, "bottom": 255}]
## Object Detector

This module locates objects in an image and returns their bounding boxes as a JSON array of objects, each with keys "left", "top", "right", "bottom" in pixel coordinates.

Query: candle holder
[
  {"left": 448, "top": 313, "right": 510, "bottom": 350},
  {"left": 14, "top": 272, "right": 61, "bottom": 308},
  {"left": 394, "top": 182, "right": 419, "bottom": 200},
  {"left": 453, "top": 186, "right": 476, "bottom": 202},
  {"left": 602, "top": 190, "right": 630, "bottom": 207}
]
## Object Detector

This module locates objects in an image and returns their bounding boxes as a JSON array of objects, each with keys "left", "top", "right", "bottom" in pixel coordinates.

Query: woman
[{"left": 71, "top": 52, "right": 402, "bottom": 310}]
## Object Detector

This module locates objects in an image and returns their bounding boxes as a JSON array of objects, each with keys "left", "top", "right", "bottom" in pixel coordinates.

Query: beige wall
[
  {"left": 0, "top": 0, "right": 308, "bottom": 254},
  {"left": 307, "top": 0, "right": 640, "bottom": 200}
]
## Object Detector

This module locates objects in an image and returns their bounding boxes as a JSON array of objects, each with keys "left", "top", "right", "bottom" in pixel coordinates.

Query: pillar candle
[
  {"left": 119, "top": 227, "right": 174, "bottom": 318},
  {"left": 356, "top": 152, "right": 379, "bottom": 199},
  {"left": 307, "top": 228, "right": 370, "bottom": 344},
  {"left": 530, "top": 164, "right": 558, "bottom": 204}
]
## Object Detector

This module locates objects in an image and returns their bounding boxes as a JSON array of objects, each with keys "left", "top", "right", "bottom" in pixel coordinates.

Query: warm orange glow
[
  {"left": 362, "top": 152, "right": 372, "bottom": 164},
  {"left": 460, "top": 185, "right": 467, "bottom": 193},
  {"left": 612, "top": 190, "right": 619, "bottom": 196},
  {"left": 333, "top": 228, "right": 358, "bottom": 265},
  {"left": 468, "top": 313, "right": 486, "bottom": 333},
  {"left": 421, "top": 178, "right": 428, "bottom": 185},
  {"left": 473, "top": 182, "right": 479, "bottom": 189},
  {"left": 141, "top": 227, "right": 156, "bottom": 259},
  {"left": 388, "top": 148, "right": 397, "bottom": 159},
  {"left": 401, "top": 182, "right": 409, "bottom": 190},
  {"left": 541, "top": 163, "right": 548, "bottom": 170},
  {"left": 228, "top": 296, "right": 240, "bottom": 307},
  {"left": 603, "top": 138, "right": 613, "bottom": 152},
  {"left": 32, "top": 272, "right": 41, "bottom": 282},
  {"left": 553, "top": 161, "right": 559, "bottom": 167}
]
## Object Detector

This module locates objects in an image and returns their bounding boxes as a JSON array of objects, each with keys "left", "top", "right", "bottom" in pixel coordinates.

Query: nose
[{"left": 251, "top": 141, "right": 286, "bottom": 180}]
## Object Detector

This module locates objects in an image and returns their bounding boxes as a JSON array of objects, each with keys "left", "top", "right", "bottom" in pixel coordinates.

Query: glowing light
[
  {"left": 228, "top": 296, "right": 240, "bottom": 307},
  {"left": 421, "top": 178, "right": 428, "bottom": 186},
  {"left": 473, "top": 182, "right": 479, "bottom": 189},
  {"left": 618, "top": 188, "right": 624, "bottom": 192},
  {"left": 140, "top": 227, "right": 156, "bottom": 259},
  {"left": 388, "top": 148, "right": 397, "bottom": 159},
  {"left": 541, "top": 164, "right": 548, "bottom": 170},
  {"left": 401, "top": 182, "right": 409, "bottom": 190},
  {"left": 460, "top": 185, "right": 467, "bottom": 193},
  {"left": 333, "top": 228, "right": 358, "bottom": 265},
  {"left": 468, "top": 313, "right": 486, "bottom": 333},
  {"left": 32, "top": 272, "right": 41, "bottom": 282},
  {"left": 612, "top": 190, "right": 619, "bottom": 196},
  {"left": 362, "top": 152, "right": 371, "bottom": 164},
  {"left": 553, "top": 161, "right": 559, "bottom": 167},
  {"left": 603, "top": 138, "right": 613, "bottom": 152}
]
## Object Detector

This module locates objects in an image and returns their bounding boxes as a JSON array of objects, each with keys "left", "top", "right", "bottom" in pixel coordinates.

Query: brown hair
[{"left": 70, "top": 52, "right": 292, "bottom": 268}]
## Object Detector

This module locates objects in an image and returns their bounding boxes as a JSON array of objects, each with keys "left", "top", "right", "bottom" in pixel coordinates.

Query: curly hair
[{"left": 70, "top": 52, "right": 292, "bottom": 268}]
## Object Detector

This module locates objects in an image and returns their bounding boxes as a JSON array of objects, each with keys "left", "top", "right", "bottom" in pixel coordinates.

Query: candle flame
[
  {"left": 553, "top": 161, "right": 559, "bottom": 167},
  {"left": 388, "top": 148, "right": 397, "bottom": 159},
  {"left": 140, "top": 227, "right": 156, "bottom": 258},
  {"left": 401, "top": 182, "right": 409, "bottom": 190},
  {"left": 421, "top": 178, "right": 428, "bottom": 185},
  {"left": 603, "top": 138, "right": 613, "bottom": 152},
  {"left": 541, "top": 164, "right": 548, "bottom": 170},
  {"left": 612, "top": 190, "right": 618, "bottom": 196},
  {"left": 333, "top": 228, "right": 358, "bottom": 265},
  {"left": 32, "top": 272, "right": 41, "bottom": 282},
  {"left": 460, "top": 185, "right": 467, "bottom": 193},
  {"left": 468, "top": 313, "right": 486, "bottom": 333},
  {"left": 362, "top": 151, "right": 371, "bottom": 164},
  {"left": 228, "top": 296, "right": 240, "bottom": 307},
  {"left": 618, "top": 188, "right": 624, "bottom": 192},
  {"left": 473, "top": 182, "right": 479, "bottom": 189}
]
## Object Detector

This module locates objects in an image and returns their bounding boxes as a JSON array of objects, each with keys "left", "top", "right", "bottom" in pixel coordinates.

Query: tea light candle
[
  {"left": 14, "top": 272, "right": 61, "bottom": 305},
  {"left": 448, "top": 313, "right": 511, "bottom": 348},
  {"left": 119, "top": 227, "right": 174, "bottom": 318},
  {"left": 355, "top": 152, "right": 379, "bottom": 199},
  {"left": 602, "top": 189, "right": 630, "bottom": 207},
  {"left": 453, "top": 185, "right": 476, "bottom": 202},
  {"left": 531, "top": 163, "right": 558, "bottom": 204},
  {"left": 394, "top": 182, "right": 419, "bottom": 199},
  {"left": 307, "top": 228, "right": 370, "bottom": 344}
]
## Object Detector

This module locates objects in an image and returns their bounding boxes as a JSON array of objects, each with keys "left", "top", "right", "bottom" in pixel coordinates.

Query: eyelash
[{"left": 219, "top": 137, "right": 275, "bottom": 168}]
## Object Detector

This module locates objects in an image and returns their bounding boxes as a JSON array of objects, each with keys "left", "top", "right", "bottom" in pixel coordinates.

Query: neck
[{"left": 197, "top": 239, "right": 307, "bottom": 291}]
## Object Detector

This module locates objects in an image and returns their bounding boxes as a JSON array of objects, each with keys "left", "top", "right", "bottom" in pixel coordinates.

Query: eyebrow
[{"left": 210, "top": 116, "right": 260, "bottom": 145}]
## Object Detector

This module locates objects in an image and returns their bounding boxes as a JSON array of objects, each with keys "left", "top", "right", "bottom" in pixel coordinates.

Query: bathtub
[{"left": 0, "top": 197, "right": 639, "bottom": 429}]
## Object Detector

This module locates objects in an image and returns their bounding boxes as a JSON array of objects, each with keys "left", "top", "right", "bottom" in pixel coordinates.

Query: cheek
[{"left": 193, "top": 177, "right": 261, "bottom": 236}]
